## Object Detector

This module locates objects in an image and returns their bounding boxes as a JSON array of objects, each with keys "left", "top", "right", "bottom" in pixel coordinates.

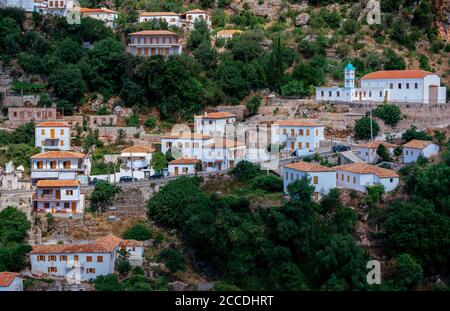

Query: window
[
  {"left": 48, "top": 255, "right": 56, "bottom": 261},
  {"left": 369, "top": 91, "right": 372, "bottom": 97},
  {"left": 37, "top": 255, "right": 45, "bottom": 261},
  {"left": 43, "top": 189, "right": 52, "bottom": 195},
  {"left": 321, "top": 91, "right": 324, "bottom": 97},
  {"left": 306, "top": 142, "right": 310, "bottom": 149},
  {"left": 341, "top": 174, "right": 344, "bottom": 181},
  {"left": 347, "top": 176, "right": 350, "bottom": 182},
  {"left": 298, "top": 142, "right": 302, "bottom": 149},
  {"left": 328, "top": 91, "right": 332, "bottom": 97},
  {"left": 285, "top": 172, "right": 288, "bottom": 180},
  {"left": 406, "top": 83, "right": 410, "bottom": 89},
  {"left": 390, "top": 178, "right": 393, "bottom": 183},
  {"left": 306, "top": 129, "right": 310, "bottom": 136},
  {"left": 389, "top": 83, "right": 393, "bottom": 89},
  {"left": 291, "top": 173, "right": 293, "bottom": 180},
  {"left": 313, "top": 176, "right": 318, "bottom": 184},
  {"left": 66, "top": 190, "right": 73, "bottom": 195},
  {"left": 86, "top": 268, "right": 96, "bottom": 274},
  {"left": 353, "top": 177, "right": 356, "bottom": 184},
  {"left": 337, "top": 91, "right": 340, "bottom": 97},
  {"left": 315, "top": 129, "right": 318, "bottom": 136},
  {"left": 414, "top": 83, "right": 418, "bottom": 89},
  {"left": 86, "top": 256, "right": 92, "bottom": 262},
  {"left": 97, "top": 256, "right": 103, "bottom": 263},
  {"left": 60, "top": 255, "right": 67, "bottom": 261},
  {"left": 41, "top": 129, "right": 45, "bottom": 135},
  {"left": 299, "top": 129, "right": 303, "bottom": 136},
  {"left": 379, "top": 91, "right": 383, "bottom": 97},
  {"left": 283, "top": 129, "right": 287, "bottom": 135},
  {"left": 48, "top": 267, "right": 57, "bottom": 273},
  {"left": 398, "top": 83, "right": 401, "bottom": 89},
  {"left": 60, "top": 129, "right": 64, "bottom": 135},
  {"left": 60, "top": 140, "right": 64, "bottom": 146}
]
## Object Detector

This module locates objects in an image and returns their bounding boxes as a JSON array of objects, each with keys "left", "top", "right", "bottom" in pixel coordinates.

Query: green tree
[
  {"left": 0, "top": 207, "right": 31, "bottom": 245},
  {"left": 251, "top": 175, "right": 283, "bottom": 192},
  {"left": 122, "top": 224, "right": 152, "bottom": 241},
  {"left": 402, "top": 126, "right": 432, "bottom": 143},
  {"left": 229, "top": 160, "right": 261, "bottom": 181},
  {"left": 48, "top": 64, "right": 86, "bottom": 103},
  {"left": 56, "top": 38, "right": 83, "bottom": 63},
  {"left": 94, "top": 274, "right": 123, "bottom": 291},
  {"left": 157, "top": 248, "right": 186, "bottom": 272},
  {"left": 245, "top": 95, "right": 262, "bottom": 116},
  {"left": 376, "top": 144, "right": 391, "bottom": 162},
  {"left": 393, "top": 253, "right": 423, "bottom": 289},
  {"left": 116, "top": 248, "right": 132, "bottom": 276},
  {"left": 144, "top": 117, "right": 156, "bottom": 129},
  {"left": 90, "top": 181, "right": 120, "bottom": 212},
  {"left": 354, "top": 116, "right": 380, "bottom": 140},
  {"left": 150, "top": 151, "right": 167, "bottom": 174},
  {"left": 373, "top": 104, "right": 401, "bottom": 126}
]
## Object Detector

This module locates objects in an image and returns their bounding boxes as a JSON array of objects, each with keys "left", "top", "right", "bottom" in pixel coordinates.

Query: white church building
[{"left": 316, "top": 64, "right": 447, "bottom": 104}]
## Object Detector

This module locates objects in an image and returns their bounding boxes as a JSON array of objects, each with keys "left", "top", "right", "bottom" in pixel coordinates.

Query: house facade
[
  {"left": 161, "top": 133, "right": 212, "bottom": 160},
  {"left": 88, "top": 114, "right": 118, "bottom": 127},
  {"left": 181, "top": 9, "right": 211, "bottom": 29},
  {"left": 0, "top": 272, "right": 23, "bottom": 291},
  {"left": 356, "top": 141, "right": 398, "bottom": 164},
  {"left": 282, "top": 161, "right": 336, "bottom": 200},
  {"left": 120, "top": 145, "right": 155, "bottom": 171},
  {"left": 202, "top": 138, "right": 246, "bottom": 171},
  {"left": 216, "top": 30, "right": 243, "bottom": 40},
  {"left": 168, "top": 158, "right": 198, "bottom": 176},
  {"left": 194, "top": 111, "right": 236, "bottom": 137},
  {"left": 35, "top": 121, "right": 71, "bottom": 151},
  {"left": 127, "top": 30, "right": 182, "bottom": 57},
  {"left": 138, "top": 11, "right": 180, "bottom": 26},
  {"left": 402, "top": 139, "right": 440, "bottom": 164},
  {"left": 8, "top": 107, "right": 58, "bottom": 123},
  {"left": 271, "top": 120, "right": 325, "bottom": 155},
  {"left": 79, "top": 7, "right": 118, "bottom": 28},
  {"left": 30, "top": 151, "right": 91, "bottom": 183},
  {"left": 316, "top": 65, "right": 447, "bottom": 104},
  {"left": 30, "top": 235, "right": 143, "bottom": 281},
  {"left": 334, "top": 163, "right": 399, "bottom": 192},
  {"left": 33, "top": 179, "right": 84, "bottom": 215}
]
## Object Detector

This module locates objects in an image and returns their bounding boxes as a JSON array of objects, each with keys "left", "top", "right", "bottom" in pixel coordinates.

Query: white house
[
  {"left": 119, "top": 239, "right": 144, "bottom": 266},
  {"left": 0, "top": 272, "right": 23, "bottom": 291},
  {"left": 194, "top": 111, "right": 236, "bottom": 137},
  {"left": 356, "top": 141, "right": 398, "bottom": 164},
  {"left": 316, "top": 64, "right": 447, "bottom": 104},
  {"left": 282, "top": 161, "right": 336, "bottom": 200},
  {"left": 79, "top": 7, "right": 118, "bottom": 28},
  {"left": 127, "top": 30, "right": 182, "bottom": 57},
  {"left": 216, "top": 29, "right": 243, "bottom": 40},
  {"left": 138, "top": 11, "right": 180, "bottom": 26},
  {"left": 202, "top": 138, "right": 246, "bottom": 171},
  {"left": 161, "top": 133, "right": 212, "bottom": 160},
  {"left": 120, "top": 146, "right": 155, "bottom": 172},
  {"left": 35, "top": 121, "right": 71, "bottom": 151},
  {"left": 30, "top": 151, "right": 91, "bottom": 184},
  {"left": 334, "top": 163, "right": 399, "bottom": 192},
  {"left": 33, "top": 179, "right": 84, "bottom": 216},
  {"left": 271, "top": 120, "right": 325, "bottom": 155},
  {"left": 168, "top": 157, "right": 198, "bottom": 176},
  {"left": 181, "top": 9, "right": 211, "bottom": 29},
  {"left": 402, "top": 139, "right": 440, "bottom": 164},
  {"left": 0, "top": 0, "right": 34, "bottom": 12},
  {"left": 30, "top": 234, "right": 144, "bottom": 281},
  {"left": 45, "top": 0, "right": 76, "bottom": 16}
]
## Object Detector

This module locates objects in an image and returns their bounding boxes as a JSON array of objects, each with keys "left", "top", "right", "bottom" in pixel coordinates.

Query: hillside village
[{"left": 0, "top": 1, "right": 450, "bottom": 292}]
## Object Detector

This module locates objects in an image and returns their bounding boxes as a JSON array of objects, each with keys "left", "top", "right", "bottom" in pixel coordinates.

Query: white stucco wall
[
  {"left": 283, "top": 167, "right": 336, "bottom": 199},
  {"left": 271, "top": 125, "right": 324, "bottom": 153},
  {"left": 0, "top": 277, "right": 23, "bottom": 291},
  {"left": 35, "top": 126, "right": 71, "bottom": 151}
]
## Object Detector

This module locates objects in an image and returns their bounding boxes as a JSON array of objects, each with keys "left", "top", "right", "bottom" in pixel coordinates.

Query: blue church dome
[{"left": 345, "top": 63, "right": 356, "bottom": 70}]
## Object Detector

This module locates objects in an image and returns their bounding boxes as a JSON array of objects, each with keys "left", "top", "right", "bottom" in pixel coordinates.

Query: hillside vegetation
[{"left": 0, "top": 1, "right": 449, "bottom": 123}]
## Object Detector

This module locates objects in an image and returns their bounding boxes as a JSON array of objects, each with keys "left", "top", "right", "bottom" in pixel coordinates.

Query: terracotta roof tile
[
  {"left": 79, "top": 7, "right": 117, "bottom": 14},
  {"left": 139, "top": 11, "right": 178, "bottom": 16},
  {"left": 129, "top": 30, "right": 178, "bottom": 36},
  {"left": 358, "top": 141, "right": 398, "bottom": 149},
  {"left": 36, "top": 121, "right": 71, "bottom": 127},
  {"left": 31, "top": 151, "right": 86, "bottom": 159},
  {"left": 361, "top": 70, "right": 434, "bottom": 80},
  {"left": 334, "top": 163, "right": 398, "bottom": 178},
  {"left": 283, "top": 161, "right": 336, "bottom": 172},
  {"left": 402, "top": 139, "right": 432, "bottom": 149},
  {"left": 0, "top": 272, "right": 20, "bottom": 287},
  {"left": 195, "top": 112, "right": 236, "bottom": 119},
  {"left": 273, "top": 120, "right": 323, "bottom": 127},
  {"left": 169, "top": 157, "right": 199, "bottom": 165},
  {"left": 120, "top": 240, "right": 144, "bottom": 247},
  {"left": 36, "top": 180, "right": 80, "bottom": 187},
  {"left": 31, "top": 234, "right": 123, "bottom": 254},
  {"left": 186, "top": 9, "right": 208, "bottom": 14},
  {"left": 121, "top": 146, "right": 155, "bottom": 153}
]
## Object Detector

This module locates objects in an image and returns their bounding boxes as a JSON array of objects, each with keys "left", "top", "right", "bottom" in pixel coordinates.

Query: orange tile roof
[
  {"left": 402, "top": 139, "right": 432, "bottom": 149},
  {"left": 36, "top": 180, "right": 80, "bottom": 187},
  {"left": 204, "top": 138, "right": 245, "bottom": 149},
  {"left": 196, "top": 111, "right": 236, "bottom": 119},
  {"left": 283, "top": 161, "right": 336, "bottom": 172},
  {"left": 0, "top": 272, "right": 20, "bottom": 287},
  {"left": 186, "top": 9, "right": 208, "bottom": 14},
  {"left": 121, "top": 146, "right": 155, "bottom": 153},
  {"left": 169, "top": 157, "right": 199, "bottom": 165},
  {"left": 217, "top": 30, "right": 243, "bottom": 36},
  {"left": 139, "top": 11, "right": 178, "bottom": 16},
  {"left": 31, "top": 234, "right": 123, "bottom": 254},
  {"left": 161, "top": 133, "right": 211, "bottom": 140},
  {"left": 358, "top": 141, "right": 398, "bottom": 149},
  {"left": 334, "top": 163, "right": 399, "bottom": 178},
  {"left": 129, "top": 30, "right": 178, "bottom": 36},
  {"left": 120, "top": 239, "right": 145, "bottom": 247},
  {"left": 273, "top": 120, "right": 323, "bottom": 127},
  {"left": 79, "top": 7, "right": 117, "bottom": 14},
  {"left": 36, "top": 121, "right": 71, "bottom": 127},
  {"left": 31, "top": 151, "right": 86, "bottom": 159},
  {"left": 361, "top": 70, "right": 434, "bottom": 80}
]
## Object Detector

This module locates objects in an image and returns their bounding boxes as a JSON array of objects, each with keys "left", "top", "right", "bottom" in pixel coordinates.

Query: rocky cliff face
[{"left": 435, "top": 0, "right": 450, "bottom": 42}]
